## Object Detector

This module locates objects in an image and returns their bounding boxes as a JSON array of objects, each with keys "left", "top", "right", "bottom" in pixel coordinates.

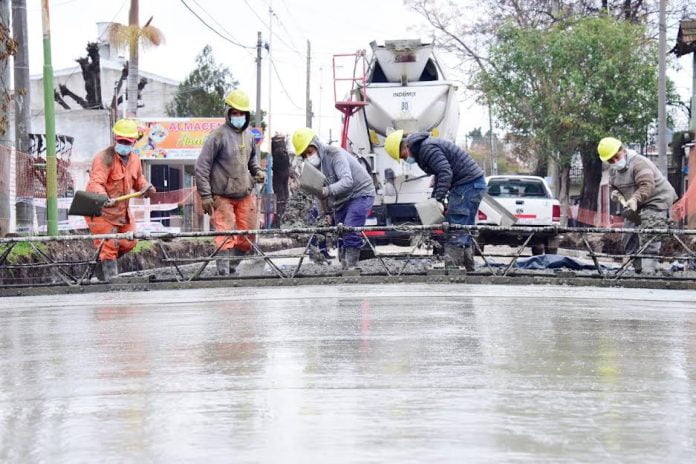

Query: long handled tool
[
  {"left": 611, "top": 190, "right": 642, "bottom": 225},
  {"left": 68, "top": 186, "right": 151, "bottom": 217}
]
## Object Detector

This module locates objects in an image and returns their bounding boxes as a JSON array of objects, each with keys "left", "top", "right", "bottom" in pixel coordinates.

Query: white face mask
[
  {"left": 611, "top": 157, "right": 627, "bottom": 170},
  {"left": 306, "top": 152, "right": 321, "bottom": 167}
]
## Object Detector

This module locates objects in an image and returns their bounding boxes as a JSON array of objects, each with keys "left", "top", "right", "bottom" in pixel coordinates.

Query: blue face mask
[
  {"left": 230, "top": 115, "right": 246, "bottom": 129},
  {"left": 405, "top": 156, "right": 417, "bottom": 165},
  {"left": 114, "top": 143, "right": 132, "bottom": 156}
]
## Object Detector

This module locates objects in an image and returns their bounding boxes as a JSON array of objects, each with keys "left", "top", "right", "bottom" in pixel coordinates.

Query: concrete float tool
[{"left": 68, "top": 186, "right": 151, "bottom": 217}]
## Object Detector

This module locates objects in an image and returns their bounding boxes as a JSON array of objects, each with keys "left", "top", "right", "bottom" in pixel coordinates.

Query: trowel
[
  {"left": 612, "top": 191, "right": 642, "bottom": 225},
  {"left": 68, "top": 185, "right": 151, "bottom": 217}
]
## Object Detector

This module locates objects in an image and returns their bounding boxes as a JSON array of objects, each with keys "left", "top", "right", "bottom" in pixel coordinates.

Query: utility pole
[
  {"left": 657, "top": 0, "right": 668, "bottom": 176},
  {"left": 265, "top": 2, "right": 273, "bottom": 229},
  {"left": 255, "top": 31, "right": 262, "bottom": 127},
  {"left": 126, "top": 0, "right": 139, "bottom": 117},
  {"left": 0, "top": 0, "right": 10, "bottom": 236},
  {"left": 488, "top": 103, "right": 497, "bottom": 175},
  {"left": 13, "top": 0, "right": 31, "bottom": 234},
  {"left": 41, "top": 0, "right": 57, "bottom": 235},
  {"left": 305, "top": 40, "right": 312, "bottom": 127},
  {"left": 692, "top": 50, "right": 696, "bottom": 132}
]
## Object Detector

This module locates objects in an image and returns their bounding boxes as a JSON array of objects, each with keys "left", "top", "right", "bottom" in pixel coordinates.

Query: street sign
[{"left": 251, "top": 127, "right": 264, "bottom": 144}]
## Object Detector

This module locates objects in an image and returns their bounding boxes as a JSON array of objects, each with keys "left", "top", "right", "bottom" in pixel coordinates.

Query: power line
[
  {"left": 269, "top": 57, "right": 302, "bottom": 110},
  {"left": 179, "top": 0, "right": 254, "bottom": 50},
  {"left": 242, "top": 0, "right": 303, "bottom": 57}
]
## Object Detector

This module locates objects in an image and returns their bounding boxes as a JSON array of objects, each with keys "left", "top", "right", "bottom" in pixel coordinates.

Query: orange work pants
[
  {"left": 211, "top": 195, "right": 258, "bottom": 252},
  {"left": 86, "top": 217, "right": 137, "bottom": 261}
]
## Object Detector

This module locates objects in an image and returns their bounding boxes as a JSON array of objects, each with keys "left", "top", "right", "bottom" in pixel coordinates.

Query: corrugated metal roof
[{"left": 673, "top": 19, "right": 696, "bottom": 57}]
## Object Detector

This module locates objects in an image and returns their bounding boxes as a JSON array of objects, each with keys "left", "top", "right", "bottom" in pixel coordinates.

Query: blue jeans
[
  {"left": 446, "top": 176, "right": 486, "bottom": 247},
  {"left": 334, "top": 195, "right": 375, "bottom": 249}
]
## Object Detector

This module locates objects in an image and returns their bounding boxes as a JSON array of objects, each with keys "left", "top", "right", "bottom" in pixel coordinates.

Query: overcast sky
[{"left": 24, "top": 0, "right": 695, "bottom": 146}]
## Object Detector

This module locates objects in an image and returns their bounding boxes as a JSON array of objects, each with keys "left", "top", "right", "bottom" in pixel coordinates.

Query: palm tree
[{"left": 107, "top": 0, "right": 164, "bottom": 117}]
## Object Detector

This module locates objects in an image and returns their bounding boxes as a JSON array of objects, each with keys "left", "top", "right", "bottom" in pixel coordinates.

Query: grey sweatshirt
[
  {"left": 195, "top": 122, "right": 263, "bottom": 199},
  {"left": 315, "top": 139, "right": 375, "bottom": 209},
  {"left": 609, "top": 149, "right": 677, "bottom": 211}
]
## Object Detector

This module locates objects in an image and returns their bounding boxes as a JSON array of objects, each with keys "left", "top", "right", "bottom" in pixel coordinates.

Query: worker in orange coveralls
[
  {"left": 195, "top": 89, "right": 266, "bottom": 276},
  {"left": 85, "top": 118, "right": 155, "bottom": 281}
]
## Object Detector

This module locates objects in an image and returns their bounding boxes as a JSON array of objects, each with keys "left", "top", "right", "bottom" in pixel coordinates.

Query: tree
[
  {"left": 477, "top": 16, "right": 660, "bottom": 219},
  {"left": 108, "top": 0, "right": 165, "bottom": 117},
  {"left": 167, "top": 45, "right": 237, "bottom": 117},
  {"left": 167, "top": 46, "right": 266, "bottom": 127}
]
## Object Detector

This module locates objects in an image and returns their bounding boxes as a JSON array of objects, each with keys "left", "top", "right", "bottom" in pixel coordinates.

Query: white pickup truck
[{"left": 476, "top": 175, "right": 561, "bottom": 255}]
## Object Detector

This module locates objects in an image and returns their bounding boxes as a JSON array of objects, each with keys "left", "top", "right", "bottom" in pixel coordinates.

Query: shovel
[
  {"left": 612, "top": 191, "right": 642, "bottom": 225},
  {"left": 68, "top": 186, "right": 151, "bottom": 217}
]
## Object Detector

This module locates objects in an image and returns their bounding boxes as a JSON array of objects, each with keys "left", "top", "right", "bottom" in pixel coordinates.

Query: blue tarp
[{"left": 506, "top": 254, "right": 615, "bottom": 271}]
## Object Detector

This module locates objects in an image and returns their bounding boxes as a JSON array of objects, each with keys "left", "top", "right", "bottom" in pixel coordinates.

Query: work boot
[
  {"left": 102, "top": 259, "right": 119, "bottom": 282},
  {"left": 344, "top": 247, "right": 361, "bottom": 270},
  {"left": 339, "top": 247, "right": 346, "bottom": 269},
  {"left": 462, "top": 247, "right": 475, "bottom": 272},
  {"left": 641, "top": 258, "right": 658, "bottom": 275},
  {"left": 228, "top": 249, "right": 243, "bottom": 274},
  {"left": 216, "top": 250, "right": 231, "bottom": 276},
  {"left": 443, "top": 244, "right": 464, "bottom": 269}
]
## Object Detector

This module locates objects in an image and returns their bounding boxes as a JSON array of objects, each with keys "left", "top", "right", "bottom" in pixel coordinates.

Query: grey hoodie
[
  {"left": 609, "top": 149, "right": 677, "bottom": 211},
  {"left": 314, "top": 139, "right": 375, "bottom": 209},
  {"left": 195, "top": 120, "right": 263, "bottom": 199}
]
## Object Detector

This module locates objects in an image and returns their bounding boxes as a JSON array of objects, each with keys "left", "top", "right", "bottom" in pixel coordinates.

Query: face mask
[
  {"left": 611, "top": 157, "right": 627, "bottom": 170},
  {"left": 229, "top": 115, "right": 246, "bottom": 129},
  {"left": 307, "top": 153, "right": 321, "bottom": 167},
  {"left": 405, "top": 156, "right": 417, "bottom": 165},
  {"left": 114, "top": 143, "right": 132, "bottom": 156}
]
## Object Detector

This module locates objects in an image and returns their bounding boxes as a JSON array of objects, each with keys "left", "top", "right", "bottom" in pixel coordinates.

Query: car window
[{"left": 487, "top": 179, "right": 550, "bottom": 198}]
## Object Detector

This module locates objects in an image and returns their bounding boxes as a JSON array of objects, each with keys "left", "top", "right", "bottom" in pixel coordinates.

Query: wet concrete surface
[{"left": 2, "top": 284, "right": 695, "bottom": 463}]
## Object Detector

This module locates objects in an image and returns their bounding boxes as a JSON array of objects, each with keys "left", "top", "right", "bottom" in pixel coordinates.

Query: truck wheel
[{"left": 531, "top": 245, "right": 545, "bottom": 256}]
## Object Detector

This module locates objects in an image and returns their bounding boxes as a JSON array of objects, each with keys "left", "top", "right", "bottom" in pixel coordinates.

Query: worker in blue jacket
[{"left": 385, "top": 130, "right": 486, "bottom": 271}]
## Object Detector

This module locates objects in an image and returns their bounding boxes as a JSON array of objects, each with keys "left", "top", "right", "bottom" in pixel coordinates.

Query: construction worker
[
  {"left": 291, "top": 128, "right": 376, "bottom": 269},
  {"left": 85, "top": 118, "right": 155, "bottom": 281},
  {"left": 598, "top": 137, "right": 677, "bottom": 274},
  {"left": 271, "top": 133, "right": 290, "bottom": 227},
  {"left": 195, "top": 88, "right": 266, "bottom": 276},
  {"left": 384, "top": 130, "right": 486, "bottom": 271}
]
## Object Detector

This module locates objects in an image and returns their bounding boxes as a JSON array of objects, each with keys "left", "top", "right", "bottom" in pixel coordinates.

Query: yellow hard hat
[
  {"left": 384, "top": 130, "right": 404, "bottom": 161},
  {"left": 291, "top": 127, "right": 316, "bottom": 156},
  {"left": 597, "top": 137, "right": 622, "bottom": 162},
  {"left": 112, "top": 118, "right": 139, "bottom": 139},
  {"left": 224, "top": 88, "right": 251, "bottom": 112}
]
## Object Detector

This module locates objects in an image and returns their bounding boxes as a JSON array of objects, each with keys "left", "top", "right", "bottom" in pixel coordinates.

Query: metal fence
[{"left": 2, "top": 223, "right": 696, "bottom": 294}]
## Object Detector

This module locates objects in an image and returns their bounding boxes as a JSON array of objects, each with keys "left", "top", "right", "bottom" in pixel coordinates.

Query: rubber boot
[
  {"left": 462, "top": 247, "right": 475, "bottom": 272},
  {"left": 228, "top": 249, "right": 243, "bottom": 275},
  {"left": 443, "top": 244, "right": 463, "bottom": 269},
  {"left": 102, "top": 259, "right": 119, "bottom": 282},
  {"left": 642, "top": 258, "right": 658, "bottom": 275},
  {"left": 216, "top": 250, "right": 230, "bottom": 276},
  {"left": 339, "top": 247, "right": 346, "bottom": 269},
  {"left": 344, "top": 247, "right": 361, "bottom": 270}
]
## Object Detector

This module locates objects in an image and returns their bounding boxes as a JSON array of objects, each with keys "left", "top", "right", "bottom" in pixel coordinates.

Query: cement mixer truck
[{"left": 336, "top": 39, "right": 560, "bottom": 254}]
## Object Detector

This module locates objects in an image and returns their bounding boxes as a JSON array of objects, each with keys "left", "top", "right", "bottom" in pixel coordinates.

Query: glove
[
  {"left": 143, "top": 185, "right": 156, "bottom": 198},
  {"left": 610, "top": 190, "right": 623, "bottom": 203},
  {"left": 436, "top": 198, "right": 446, "bottom": 214},
  {"left": 626, "top": 197, "right": 638, "bottom": 212},
  {"left": 103, "top": 198, "right": 116, "bottom": 208},
  {"left": 319, "top": 186, "right": 330, "bottom": 200},
  {"left": 254, "top": 171, "right": 266, "bottom": 184},
  {"left": 201, "top": 196, "right": 215, "bottom": 215}
]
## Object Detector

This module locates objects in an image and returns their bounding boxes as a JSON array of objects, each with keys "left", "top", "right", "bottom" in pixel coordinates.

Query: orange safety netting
[{"left": 14, "top": 148, "right": 74, "bottom": 198}]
